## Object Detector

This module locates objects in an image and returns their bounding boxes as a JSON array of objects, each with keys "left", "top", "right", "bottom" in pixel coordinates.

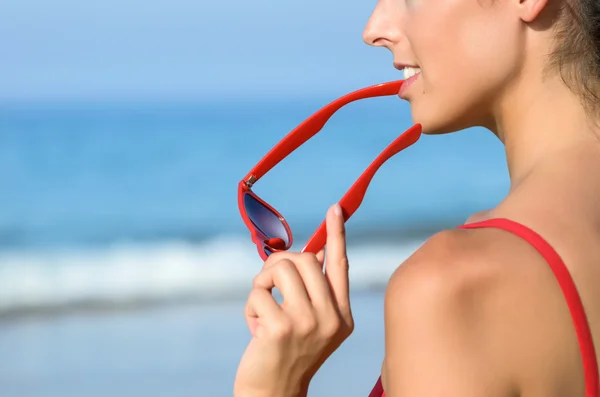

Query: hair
[{"left": 548, "top": 0, "right": 600, "bottom": 115}]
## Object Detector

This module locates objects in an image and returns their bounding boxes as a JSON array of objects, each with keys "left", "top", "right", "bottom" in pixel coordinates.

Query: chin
[
  {"left": 408, "top": 98, "right": 480, "bottom": 135},
  {"left": 410, "top": 109, "right": 461, "bottom": 135}
]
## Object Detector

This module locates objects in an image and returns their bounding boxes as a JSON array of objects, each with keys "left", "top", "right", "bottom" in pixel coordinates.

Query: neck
[{"left": 490, "top": 72, "right": 600, "bottom": 189}]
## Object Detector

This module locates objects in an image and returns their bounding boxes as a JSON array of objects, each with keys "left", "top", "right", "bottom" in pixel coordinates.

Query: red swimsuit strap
[
  {"left": 460, "top": 218, "right": 599, "bottom": 397},
  {"left": 368, "top": 218, "right": 599, "bottom": 397}
]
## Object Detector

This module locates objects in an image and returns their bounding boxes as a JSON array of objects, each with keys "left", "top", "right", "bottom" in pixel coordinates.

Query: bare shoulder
[
  {"left": 382, "top": 228, "right": 583, "bottom": 396},
  {"left": 385, "top": 227, "right": 533, "bottom": 322},
  {"left": 386, "top": 227, "right": 517, "bottom": 307}
]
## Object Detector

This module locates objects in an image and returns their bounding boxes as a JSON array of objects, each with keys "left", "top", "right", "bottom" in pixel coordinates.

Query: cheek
[
  {"left": 411, "top": 7, "right": 518, "bottom": 94},
  {"left": 460, "top": 14, "right": 519, "bottom": 74},
  {"left": 408, "top": 0, "right": 515, "bottom": 76},
  {"left": 406, "top": 6, "right": 472, "bottom": 87},
  {"left": 404, "top": 3, "right": 520, "bottom": 131}
]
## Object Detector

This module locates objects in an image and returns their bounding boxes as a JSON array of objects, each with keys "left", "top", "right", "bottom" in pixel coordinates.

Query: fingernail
[{"left": 333, "top": 203, "right": 342, "bottom": 217}]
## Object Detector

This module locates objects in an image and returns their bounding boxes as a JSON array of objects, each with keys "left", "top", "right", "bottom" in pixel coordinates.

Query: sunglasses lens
[{"left": 244, "top": 194, "right": 290, "bottom": 245}]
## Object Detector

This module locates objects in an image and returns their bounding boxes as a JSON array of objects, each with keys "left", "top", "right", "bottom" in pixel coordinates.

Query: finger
[
  {"left": 264, "top": 251, "right": 333, "bottom": 305},
  {"left": 324, "top": 203, "right": 351, "bottom": 314},
  {"left": 253, "top": 259, "right": 311, "bottom": 311},
  {"left": 263, "top": 251, "right": 321, "bottom": 269},
  {"left": 244, "top": 287, "right": 284, "bottom": 336},
  {"left": 262, "top": 250, "right": 303, "bottom": 270},
  {"left": 292, "top": 253, "right": 334, "bottom": 308}
]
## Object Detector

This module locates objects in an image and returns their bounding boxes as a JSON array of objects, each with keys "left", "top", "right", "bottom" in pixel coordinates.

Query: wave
[{"left": 0, "top": 234, "right": 426, "bottom": 318}]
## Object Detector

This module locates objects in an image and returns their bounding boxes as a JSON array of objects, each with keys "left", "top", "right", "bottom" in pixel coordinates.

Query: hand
[{"left": 234, "top": 203, "right": 354, "bottom": 397}]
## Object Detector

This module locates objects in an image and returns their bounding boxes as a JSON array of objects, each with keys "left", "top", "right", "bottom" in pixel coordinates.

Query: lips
[
  {"left": 393, "top": 62, "right": 421, "bottom": 98},
  {"left": 393, "top": 61, "right": 419, "bottom": 71},
  {"left": 398, "top": 70, "right": 420, "bottom": 98}
]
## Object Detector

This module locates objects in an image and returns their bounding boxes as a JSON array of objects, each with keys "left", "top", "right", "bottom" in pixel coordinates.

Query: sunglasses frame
[{"left": 238, "top": 80, "right": 422, "bottom": 261}]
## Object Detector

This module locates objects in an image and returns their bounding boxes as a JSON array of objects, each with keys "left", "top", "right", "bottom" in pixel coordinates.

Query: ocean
[{"left": 0, "top": 94, "right": 509, "bottom": 396}]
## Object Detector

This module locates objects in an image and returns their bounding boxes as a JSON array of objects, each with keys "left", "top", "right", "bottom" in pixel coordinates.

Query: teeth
[{"left": 403, "top": 67, "right": 421, "bottom": 79}]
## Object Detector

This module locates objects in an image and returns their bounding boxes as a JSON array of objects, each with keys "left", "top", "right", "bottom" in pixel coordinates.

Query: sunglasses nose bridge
[{"left": 265, "top": 237, "right": 287, "bottom": 250}]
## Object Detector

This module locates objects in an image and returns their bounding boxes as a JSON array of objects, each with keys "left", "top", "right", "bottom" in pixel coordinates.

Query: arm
[{"left": 381, "top": 232, "right": 519, "bottom": 397}]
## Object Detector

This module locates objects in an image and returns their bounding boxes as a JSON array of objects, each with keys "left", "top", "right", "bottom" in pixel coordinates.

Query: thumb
[{"left": 324, "top": 203, "right": 350, "bottom": 314}]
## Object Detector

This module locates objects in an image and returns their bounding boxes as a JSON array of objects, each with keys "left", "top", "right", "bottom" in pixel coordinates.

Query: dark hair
[{"left": 549, "top": 0, "right": 600, "bottom": 114}]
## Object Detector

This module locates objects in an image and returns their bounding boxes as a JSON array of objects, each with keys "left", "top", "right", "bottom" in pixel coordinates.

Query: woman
[{"left": 233, "top": 0, "right": 600, "bottom": 394}]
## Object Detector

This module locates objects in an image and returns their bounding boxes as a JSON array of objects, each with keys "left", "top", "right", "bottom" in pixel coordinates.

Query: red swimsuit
[{"left": 369, "top": 218, "right": 599, "bottom": 397}]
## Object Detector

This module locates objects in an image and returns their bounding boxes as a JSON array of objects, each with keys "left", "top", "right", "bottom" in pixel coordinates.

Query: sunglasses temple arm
[
  {"left": 246, "top": 110, "right": 333, "bottom": 181},
  {"left": 301, "top": 123, "right": 422, "bottom": 254},
  {"left": 244, "top": 82, "right": 404, "bottom": 184}
]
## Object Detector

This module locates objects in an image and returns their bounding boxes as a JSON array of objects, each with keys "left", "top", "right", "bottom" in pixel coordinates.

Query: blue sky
[{"left": 1, "top": 0, "right": 402, "bottom": 101}]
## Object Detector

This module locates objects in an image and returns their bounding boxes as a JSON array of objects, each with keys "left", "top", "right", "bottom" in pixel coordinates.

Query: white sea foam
[{"left": 0, "top": 235, "right": 425, "bottom": 316}]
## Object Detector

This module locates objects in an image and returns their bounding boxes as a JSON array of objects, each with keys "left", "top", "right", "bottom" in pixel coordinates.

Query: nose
[{"left": 363, "top": 1, "right": 402, "bottom": 48}]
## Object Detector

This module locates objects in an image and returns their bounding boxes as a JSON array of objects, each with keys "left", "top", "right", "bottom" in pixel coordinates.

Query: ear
[{"left": 517, "top": 0, "right": 549, "bottom": 22}]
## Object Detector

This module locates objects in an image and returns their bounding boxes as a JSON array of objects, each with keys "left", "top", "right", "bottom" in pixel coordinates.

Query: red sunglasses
[{"left": 238, "top": 80, "right": 422, "bottom": 261}]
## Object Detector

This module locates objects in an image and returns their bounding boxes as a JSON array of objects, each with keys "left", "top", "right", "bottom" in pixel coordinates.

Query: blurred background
[{"left": 0, "top": 0, "right": 509, "bottom": 396}]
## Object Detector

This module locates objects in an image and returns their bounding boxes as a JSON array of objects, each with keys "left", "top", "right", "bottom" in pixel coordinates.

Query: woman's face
[{"left": 363, "top": 0, "right": 529, "bottom": 134}]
